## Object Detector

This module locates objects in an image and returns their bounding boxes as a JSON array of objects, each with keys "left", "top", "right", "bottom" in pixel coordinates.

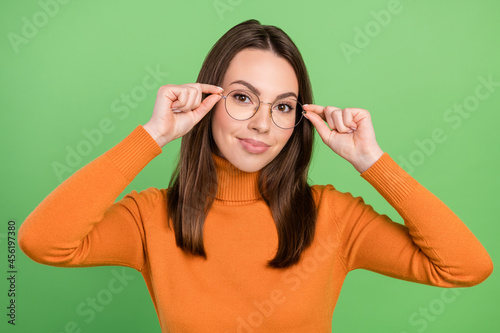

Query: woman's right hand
[{"left": 143, "top": 83, "right": 224, "bottom": 148}]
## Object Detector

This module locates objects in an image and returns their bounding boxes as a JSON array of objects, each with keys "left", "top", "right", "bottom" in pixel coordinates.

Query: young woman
[{"left": 19, "top": 19, "right": 493, "bottom": 332}]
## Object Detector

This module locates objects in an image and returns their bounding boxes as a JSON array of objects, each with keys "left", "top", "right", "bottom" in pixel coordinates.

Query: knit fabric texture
[{"left": 19, "top": 125, "right": 493, "bottom": 332}]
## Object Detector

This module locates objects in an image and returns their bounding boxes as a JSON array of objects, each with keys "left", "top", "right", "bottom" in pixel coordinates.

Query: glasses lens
[
  {"left": 271, "top": 98, "right": 303, "bottom": 129},
  {"left": 224, "top": 90, "right": 304, "bottom": 129},
  {"left": 225, "top": 90, "right": 259, "bottom": 120}
]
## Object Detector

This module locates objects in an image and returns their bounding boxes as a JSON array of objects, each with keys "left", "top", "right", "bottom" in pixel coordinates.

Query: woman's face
[{"left": 211, "top": 48, "right": 298, "bottom": 173}]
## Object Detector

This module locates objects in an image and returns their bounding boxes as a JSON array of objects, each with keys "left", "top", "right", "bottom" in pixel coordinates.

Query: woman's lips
[{"left": 238, "top": 138, "right": 270, "bottom": 153}]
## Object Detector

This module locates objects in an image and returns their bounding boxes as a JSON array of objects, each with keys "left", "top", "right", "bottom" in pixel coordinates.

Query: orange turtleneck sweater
[{"left": 19, "top": 125, "right": 493, "bottom": 332}]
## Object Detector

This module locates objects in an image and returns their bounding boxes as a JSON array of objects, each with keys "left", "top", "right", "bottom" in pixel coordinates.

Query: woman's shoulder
[
  {"left": 310, "top": 183, "right": 364, "bottom": 207},
  {"left": 119, "top": 186, "right": 168, "bottom": 209},
  {"left": 310, "top": 183, "right": 338, "bottom": 198}
]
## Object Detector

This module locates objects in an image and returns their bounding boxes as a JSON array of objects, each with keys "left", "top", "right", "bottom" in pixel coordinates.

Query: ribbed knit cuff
[
  {"left": 104, "top": 125, "right": 163, "bottom": 181},
  {"left": 360, "top": 152, "right": 419, "bottom": 205}
]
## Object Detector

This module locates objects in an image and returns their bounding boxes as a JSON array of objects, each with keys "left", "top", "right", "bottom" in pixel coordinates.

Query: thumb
[
  {"left": 304, "top": 111, "right": 335, "bottom": 145},
  {"left": 154, "top": 88, "right": 176, "bottom": 114},
  {"left": 191, "top": 93, "right": 222, "bottom": 122}
]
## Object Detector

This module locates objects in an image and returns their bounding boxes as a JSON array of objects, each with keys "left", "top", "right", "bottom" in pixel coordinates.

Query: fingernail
[
  {"left": 350, "top": 126, "right": 357, "bottom": 130},
  {"left": 217, "top": 86, "right": 224, "bottom": 90},
  {"left": 302, "top": 111, "right": 308, "bottom": 119},
  {"left": 303, "top": 104, "right": 309, "bottom": 107}
]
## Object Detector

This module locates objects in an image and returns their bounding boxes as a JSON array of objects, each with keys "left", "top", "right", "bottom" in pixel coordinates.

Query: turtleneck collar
[{"left": 211, "top": 152, "right": 262, "bottom": 203}]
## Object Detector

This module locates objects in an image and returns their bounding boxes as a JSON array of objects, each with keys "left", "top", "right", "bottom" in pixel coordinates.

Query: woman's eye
[
  {"left": 233, "top": 94, "right": 251, "bottom": 103},
  {"left": 275, "top": 103, "right": 293, "bottom": 113}
]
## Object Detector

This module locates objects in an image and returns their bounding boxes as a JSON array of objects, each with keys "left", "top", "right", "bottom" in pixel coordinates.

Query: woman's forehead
[{"left": 223, "top": 49, "right": 299, "bottom": 97}]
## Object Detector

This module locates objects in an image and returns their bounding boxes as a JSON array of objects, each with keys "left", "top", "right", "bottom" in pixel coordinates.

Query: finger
[
  {"left": 345, "top": 107, "right": 371, "bottom": 127},
  {"left": 331, "top": 108, "right": 351, "bottom": 133},
  {"left": 194, "top": 89, "right": 202, "bottom": 110},
  {"left": 324, "top": 106, "right": 338, "bottom": 131},
  {"left": 191, "top": 93, "right": 223, "bottom": 122},
  {"left": 199, "top": 83, "right": 225, "bottom": 95},
  {"left": 191, "top": 84, "right": 207, "bottom": 110},
  {"left": 302, "top": 104, "right": 326, "bottom": 121},
  {"left": 156, "top": 85, "right": 188, "bottom": 113},
  {"left": 170, "top": 89, "right": 189, "bottom": 110},
  {"left": 154, "top": 87, "right": 175, "bottom": 113},
  {"left": 303, "top": 110, "right": 335, "bottom": 145},
  {"left": 185, "top": 86, "right": 199, "bottom": 111},
  {"left": 177, "top": 84, "right": 202, "bottom": 112},
  {"left": 342, "top": 108, "right": 356, "bottom": 129}
]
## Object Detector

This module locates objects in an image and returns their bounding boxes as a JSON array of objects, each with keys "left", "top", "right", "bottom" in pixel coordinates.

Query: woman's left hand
[{"left": 303, "top": 105, "right": 385, "bottom": 173}]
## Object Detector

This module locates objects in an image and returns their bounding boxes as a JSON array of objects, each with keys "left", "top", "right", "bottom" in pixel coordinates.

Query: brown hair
[{"left": 166, "top": 19, "right": 317, "bottom": 268}]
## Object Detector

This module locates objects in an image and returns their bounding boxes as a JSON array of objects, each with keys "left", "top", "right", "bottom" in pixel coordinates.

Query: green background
[{"left": 1, "top": 0, "right": 499, "bottom": 332}]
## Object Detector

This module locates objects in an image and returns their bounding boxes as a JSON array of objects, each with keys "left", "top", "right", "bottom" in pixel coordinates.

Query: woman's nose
[{"left": 249, "top": 102, "right": 273, "bottom": 132}]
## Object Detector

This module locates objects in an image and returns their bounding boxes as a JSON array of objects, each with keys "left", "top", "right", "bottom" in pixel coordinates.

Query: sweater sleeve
[
  {"left": 334, "top": 152, "right": 493, "bottom": 287},
  {"left": 18, "top": 125, "right": 163, "bottom": 272}
]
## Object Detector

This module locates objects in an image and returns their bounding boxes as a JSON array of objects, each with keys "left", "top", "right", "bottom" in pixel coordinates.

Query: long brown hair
[{"left": 166, "top": 19, "right": 317, "bottom": 268}]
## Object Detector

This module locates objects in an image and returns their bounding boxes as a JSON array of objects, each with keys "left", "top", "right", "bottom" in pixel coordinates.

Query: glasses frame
[{"left": 219, "top": 89, "right": 305, "bottom": 130}]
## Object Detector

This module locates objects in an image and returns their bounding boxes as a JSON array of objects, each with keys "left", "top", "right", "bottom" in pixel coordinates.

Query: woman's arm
[
  {"left": 303, "top": 104, "right": 492, "bottom": 286},
  {"left": 333, "top": 152, "right": 493, "bottom": 287},
  {"left": 19, "top": 125, "right": 162, "bottom": 271},
  {"left": 19, "top": 83, "right": 224, "bottom": 271}
]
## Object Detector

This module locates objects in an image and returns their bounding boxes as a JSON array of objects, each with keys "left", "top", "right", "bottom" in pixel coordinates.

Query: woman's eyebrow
[{"left": 229, "top": 80, "right": 298, "bottom": 100}]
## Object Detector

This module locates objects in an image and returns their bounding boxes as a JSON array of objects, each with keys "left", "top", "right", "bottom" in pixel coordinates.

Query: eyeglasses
[{"left": 219, "top": 89, "right": 304, "bottom": 129}]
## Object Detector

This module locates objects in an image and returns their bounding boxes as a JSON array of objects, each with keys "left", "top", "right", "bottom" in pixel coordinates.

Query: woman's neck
[{"left": 211, "top": 152, "right": 262, "bottom": 203}]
